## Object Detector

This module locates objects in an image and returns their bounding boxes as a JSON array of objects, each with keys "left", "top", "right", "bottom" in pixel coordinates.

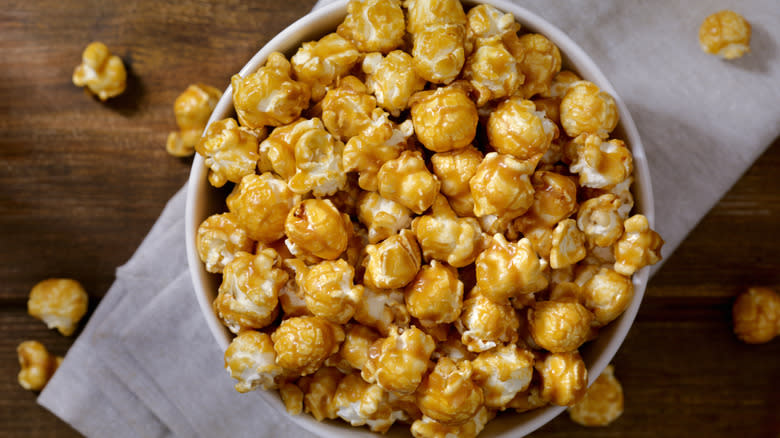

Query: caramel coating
[
  {"left": 699, "top": 10, "right": 751, "bottom": 60},
  {"left": 280, "top": 383, "right": 305, "bottom": 415},
  {"left": 257, "top": 118, "right": 310, "bottom": 180},
  {"left": 28, "top": 278, "right": 88, "bottom": 336},
  {"left": 463, "top": 37, "right": 522, "bottom": 106},
  {"left": 568, "top": 364, "right": 624, "bottom": 426},
  {"left": 378, "top": 150, "right": 441, "bottom": 215},
  {"left": 320, "top": 76, "right": 377, "bottom": 142},
  {"left": 512, "top": 33, "right": 561, "bottom": 98},
  {"left": 613, "top": 214, "right": 664, "bottom": 276},
  {"left": 470, "top": 152, "right": 535, "bottom": 222},
  {"left": 332, "top": 372, "right": 407, "bottom": 433},
  {"left": 358, "top": 191, "right": 413, "bottom": 244},
  {"left": 569, "top": 134, "right": 633, "bottom": 189},
  {"left": 508, "top": 383, "right": 548, "bottom": 413},
  {"left": 341, "top": 324, "right": 381, "bottom": 370},
  {"left": 214, "top": 249, "right": 287, "bottom": 333},
  {"left": 411, "top": 24, "right": 467, "bottom": 84},
  {"left": 166, "top": 84, "right": 222, "bottom": 157},
  {"left": 291, "top": 33, "right": 361, "bottom": 101},
  {"left": 286, "top": 119, "right": 347, "bottom": 197},
  {"left": 416, "top": 358, "right": 484, "bottom": 425},
  {"left": 72, "top": 41, "right": 126, "bottom": 101},
  {"left": 17, "top": 341, "right": 59, "bottom": 391},
  {"left": 542, "top": 70, "right": 582, "bottom": 99},
  {"left": 224, "top": 330, "right": 284, "bottom": 392},
  {"left": 405, "top": 0, "right": 466, "bottom": 34},
  {"left": 536, "top": 351, "right": 588, "bottom": 406},
  {"left": 362, "top": 326, "right": 436, "bottom": 394},
  {"left": 226, "top": 173, "right": 298, "bottom": 243},
  {"left": 363, "top": 51, "right": 427, "bottom": 116},
  {"left": 405, "top": 260, "right": 464, "bottom": 326},
  {"left": 732, "top": 287, "right": 780, "bottom": 344},
  {"left": 581, "top": 267, "right": 634, "bottom": 326},
  {"left": 470, "top": 344, "right": 534, "bottom": 409},
  {"left": 353, "top": 287, "right": 410, "bottom": 336},
  {"left": 412, "top": 195, "right": 486, "bottom": 268},
  {"left": 364, "top": 229, "right": 422, "bottom": 289},
  {"left": 232, "top": 52, "right": 310, "bottom": 128},
  {"left": 337, "top": 0, "right": 406, "bottom": 53},
  {"left": 488, "top": 97, "right": 557, "bottom": 161},
  {"left": 465, "top": 4, "right": 518, "bottom": 46},
  {"left": 301, "top": 367, "right": 344, "bottom": 420},
  {"left": 550, "top": 219, "right": 588, "bottom": 269},
  {"left": 514, "top": 170, "right": 579, "bottom": 231},
  {"left": 430, "top": 145, "right": 484, "bottom": 205},
  {"left": 410, "top": 85, "right": 478, "bottom": 153},
  {"left": 475, "top": 235, "right": 548, "bottom": 303},
  {"left": 528, "top": 300, "right": 593, "bottom": 353},
  {"left": 560, "top": 81, "right": 618, "bottom": 138},
  {"left": 577, "top": 194, "right": 624, "bottom": 248},
  {"left": 285, "top": 199, "right": 350, "bottom": 260},
  {"left": 456, "top": 289, "right": 520, "bottom": 352},
  {"left": 301, "top": 259, "right": 364, "bottom": 324},
  {"left": 196, "top": 212, "right": 254, "bottom": 274},
  {"left": 272, "top": 316, "right": 345, "bottom": 376},
  {"left": 196, "top": 118, "right": 261, "bottom": 188},
  {"left": 410, "top": 406, "right": 491, "bottom": 438}
]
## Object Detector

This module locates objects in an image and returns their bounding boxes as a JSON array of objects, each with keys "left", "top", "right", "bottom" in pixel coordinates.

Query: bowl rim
[{"left": 185, "top": 1, "right": 654, "bottom": 436}]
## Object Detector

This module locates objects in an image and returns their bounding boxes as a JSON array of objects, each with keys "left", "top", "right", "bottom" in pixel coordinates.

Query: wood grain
[{"left": 0, "top": 0, "right": 778, "bottom": 437}]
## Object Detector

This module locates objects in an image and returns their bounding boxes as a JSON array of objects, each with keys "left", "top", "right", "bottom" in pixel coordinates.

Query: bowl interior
[{"left": 185, "top": 1, "right": 654, "bottom": 436}]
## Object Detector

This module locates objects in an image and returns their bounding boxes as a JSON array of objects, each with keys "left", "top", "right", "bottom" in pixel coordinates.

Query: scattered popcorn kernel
[
  {"left": 363, "top": 51, "right": 427, "bottom": 116},
  {"left": 285, "top": 199, "right": 350, "bottom": 260},
  {"left": 292, "top": 33, "right": 361, "bottom": 101},
  {"left": 337, "top": 0, "right": 406, "bottom": 53},
  {"left": 196, "top": 212, "right": 254, "bottom": 274},
  {"left": 528, "top": 300, "right": 593, "bottom": 353},
  {"left": 475, "top": 235, "right": 548, "bottom": 303},
  {"left": 732, "top": 287, "right": 780, "bottom": 344},
  {"left": 332, "top": 372, "right": 407, "bottom": 433},
  {"left": 613, "top": 214, "right": 664, "bottom": 276},
  {"left": 431, "top": 145, "right": 483, "bottom": 203},
  {"left": 405, "top": 260, "right": 464, "bottom": 326},
  {"left": 488, "top": 97, "right": 557, "bottom": 161},
  {"left": 463, "top": 37, "right": 522, "bottom": 106},
  {"left": 272, "top": 316, "right": 345, "bottom": 376},
  {"left": 560, "top": 81, "right": 618, "bottom": 138},
  {"left": 232, "top": 52, "right": 310, "bottom": 128},
  {"left": 465, "top": 4, "right": 519, "bottom": 49},
  {"left": 536, "top": 351, "right": 588, "bottom": 406},
  {"left": 410, "top": 406, "right": 491, "bottom": 438},
  {"left": 280, "top": 383, "right": 304, "bottom": 415},
  {"left": 581, "top": 267, "right": 633, "bottom": 326},
  {"left": 569, "top": 134, "right": 633, "bottom": 189},
  {"left": 358, "top": 191, "right": 413, "bottom": 244},
  {"left": 699, "top": 10, "right": 751, "bottom": 60},
  {"left": 196, "top": 118, "right": 261, "bottom": 187},
  {"left": 577, "top": 194, "right": 624, "bottom": 248},
  {"left": 226, "top": 173, "right": 298, "bottom": 243},
  {"left": 224, "top": 330, "right": 284, "bottom": 392},
  {"left": 456, "top": 289, "right": 520, "bottom": 352},
  {"left": 416, "top": 358, "right": 484, "bottom": 425},
  {"left": 513, "top": 170, "right": 578, "bottom": 231},
  {"left": 412, "top": 195, "right": 486, "bottom": 268},
  {"left": 512, "top": 33, "right": 561, "bottom": 98},
  {"left": 320, "top": 76, "right": 377, "bottom": 142},
  {"left": 72, "top": 41, "right": 126, "bottom": 101},
  {"left": 405, "top": 0, "right": 466, "bottom": 34},
  {"left": 378, "top": 150, "right": 441, "bottom": 215},
  {"left": 362, "top": 326, "right": 436, "bottom": 394},
  {"left": 470, "top": 152, "right": 535, "bottom": 223},
  {"left": 410, "top": 84, "right": 479, "bottom": 153},
  {"left": 17, "top": 341, "right": 59, "bottom": 391},
  {"left": 542, "top": 70, "right": 582, "bottom": 99},
  {"left": 508, "top": 382, "right": 548, "bottom": 413},
  {"left": 364, "top": 229, "right": 422, "bottom": 289},
  {"left": 568, "top": 364, "right": 624, "bottom": 426},
  {"left": 214, "top": 249, "right": 287, "bottom": 333},
  {"left": 166, "top": 84, "right": 222, "bottom": 157},
  {"left": 471, "top": 344, "right": 534, "bottom": 409},
  {"left": 411, "top": 23, "right": 467, "bottom": 84},
  {"left": 302, "top": 367, "right": 344, "bottom": 420},
  {"left": 341, "top": 324, "right": 381, "bottom": 370},
  {"left": 28, "top": 278, "right": 88, "bottom": 336},
  {"left": 353, "top": 287, "right": 410, "bottom": 336},
  {"left": 550, "top": 219, "right": 587, "bottom": 269},
  {"left": 301, "top": 259, "right": 363, "bottom": 324}
]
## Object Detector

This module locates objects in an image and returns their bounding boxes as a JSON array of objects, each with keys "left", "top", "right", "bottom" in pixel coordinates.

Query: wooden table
[{"left": 1, "top": 1, "right": 778, "bottom": 436}]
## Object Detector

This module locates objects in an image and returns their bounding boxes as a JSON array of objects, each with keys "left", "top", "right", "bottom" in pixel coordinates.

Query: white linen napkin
[{"left": 39, "top": 0, "right": 780, "bottom": 436}]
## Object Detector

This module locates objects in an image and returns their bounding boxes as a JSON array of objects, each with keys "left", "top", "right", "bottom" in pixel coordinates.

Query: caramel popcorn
[
  {"left": 405, "top": 0, "right": 466, "bottom": 34},
  {"left": 337, "top": 0, "right": 406, "bottom": 53},
  {"left": 196, "top": 118, "right": 261, "bottom": 187},
  {"left": 470, "top": 344, "right": 534, "bottom": 409},
  {"left": 475, "top": 235, "right": 548, "bottom": 303},
  {"left": 257, "top": 118, "right": 310, "bottom": 180},
  {"left": 456, "top": 289, "right": 520, "bottom": 352},
  {"left": 291, "top": 33, "right": 361, "bottom": 101},
  {"left": 28, "top": 278, "right": 88, "bottom": 336},
  {"left": 286, "top": 119, "right": 347, "bottom": 197},
  {"left": 513, "top": 170, "right": 578, "bottom": 231},
  {"left": 613, "top": 214, "right": 664, "bottom": 276},
  {"left": 430, "top": 145, "right": 483, "bottom": 209},
  {"left": 272, "top": 316, "right": 345, "bottom": 376},
  {"left": 280, "top": 383, "right": 305, "bottom": 415},
  {"left": 560, "top": 81, "right": 618, "bottom": 138},
  {"left": 416, "top": 358, "right": 484, "bottom": 425},
  {"left": 166, "top": 84, "right": 222, "bottom": 157},
  {"left": 411, "top": 24, "right": 467, "bottom": 84},
  {"left": 285, "top": 199, "right": 350, "bottom": 260},
  {"left": 699, "top": 10, "right": 751, "bottom": 60},
  {"left": 301, "top": 259, "right": 363, "bottom": 324},
  {"left": 543, "top": 70, "right": 582, "bottom": 99},
  {"left": 224, "top": 330, "right": 284, "bottom": 392},
  {"left": 332, "top": 372, "right": 407, "bottom": 433},
  {"left": 411, "top": 406, "right": 491, "bottom": 438},
  {"left": 17, "top": 341, "right": 60, "bottom": 391},
  {"left": 378, "top": 150, "right": 441, "bottom": 215},
  {"left": 568, "top": 364, "right": 624, "bottom": 426},
  {"left": 301, "top": 367, "right": 344, "bottom": 420},
  {"left": 512, "top": 33, "right": 561, "bottom": 99},
  {"left": 320, "top": 76, "right": 377, "bottom": 142},
  {"left": 410, "top": 84, "right": 478, "bottom": 153},
  {"left": 412, "top": 195, "right": 486, "bottom": 268},
  {"left": 363, "top": 51, "right": 427, "bottom": 116},
  {"left": 577, "top": 194, "right": 624, "bottom": 248},
  {"left": 196, "top": 212, "right": 254, "bottom": 274},
  {"left": 581, "top": 267, "right": 633, "bottom": 326},
  {"left": 550, "top": 219, "right": 587, "bottom": 269},
  {"left": 569, "top": 134, "right": 633, "bottom": 189},
  {"left": 353, "top": 287, "right": 410, "bottom": 336},
  {"left": 341, "top": 324, "right": 381, "bottom": 370},
  {"left": 536, "top": 351, "right": 588, "bottom": 406},
  {"left": 508, "top": 383, "right": 548, "bottom": 413},
  {"left": 232, "top": 52, "right": 310, "bottom": 128},
  {"left": 528, "top": 300, "right": 593, "bottom": 353},
  {"left": 463, "top": 37, "right": 522, "bottom": 106},
  {"left": 362, "top": 326, "right": 436, "bottom": 394},
  {"left": 732, "top": 287, "right": 780, "bottom": 344},
  {"left": 405, "top": 260, "right": 464, "bottom": 326},
  {"left": 357, "top": 191, "right": 413, "bottom": 244},
  {"left": 465, "top": 4, "right": 519, "bottom": 49},
  {"left": 226, "top": 173, "right": 298, "bottom": 243},
  {"left": 72, "top": 41, "right": 126, "bottom": 101},
  {"left": 363, "top": 229, "right": 422, "bottom": 289},
  {"left": 610, "top": 176, "right": 635, "bottom": 219},
  {"left": 470, "top": 152, "right": 535, "bottom": 224},
  {"left": 487, "top": 97, "right": 557, "bottom": 162}
]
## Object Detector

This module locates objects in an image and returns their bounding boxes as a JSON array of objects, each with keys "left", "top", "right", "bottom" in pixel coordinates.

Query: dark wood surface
[{"left": 1, "top": 1, "right": 778, "bottom": 437}]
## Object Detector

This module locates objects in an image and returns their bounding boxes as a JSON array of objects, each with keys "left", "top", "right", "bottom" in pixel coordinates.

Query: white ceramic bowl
[{"left": 186, "top": 1, "right": 654, "bottom": 436}]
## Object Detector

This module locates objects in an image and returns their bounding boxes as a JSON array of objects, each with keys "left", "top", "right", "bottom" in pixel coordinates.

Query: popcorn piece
[
  {"left": 410, "top": 406, "right": 491, "bottom": 438},
  {"left": 363, "top": 51, "right": 426, "bottom": 116},
  {"left": 613, "top": 214, "right": 664, "bottom": 276},
  {"left": 577, "top": 194, "right": 624, "bottom": 248},
  {"left": 353, "top": 287, "right": 410, "bottom": 335},
  {"left": 337, "top": 0, "right": 406, "bottom": 53},
  {"left": 301, "top": 259, "right": 363, "bottom": 324},
  {"left": 291, "top": 33, "right": 361, "bottom": 101},
  {"left": 550, "top": 219, "right": 587, "bottom": 269},
  {"left": 405, "top": 0, "right": 466, "bottom": 34},
  {"left": 536, "top": 351, "right": 588, "bottom": 406},
  {"left": 17, "top": 341, "right": 60, "bottom": 391},
  {"left": 513, "top": 171, "right": 578, "bottom": 231},
  {"left": 357, "top": 191, "right": 413, "bottom": 244},
  {"left": 214, "top": 249, "right": 287, "bottom": 333},
  {"left": 226, "top": 173, "right": 298, "bottom": 243},
  {"left": 325, "top": 173, "right": 363, "bottom": 218},
  {"left": 332, "top": 372, "right": 407, "bottom": 433},
  {"left": 340, "top": 324, "right": 381, "bottom": 370},
  {"left": 410, "top": 85, "right": 478, "bottom": 153},
  {"left": 72, "top": 41, "right": 126, "bottom": 101},
  {"left": 196, "top": 212, "right": 254, "bottom": 274},
  {"left": 378, "top": 150, "right": 441, "bottom": 215},
  {"left": 475, "top": 235, "right": 548, "bottom": 303},
  {"left": 581, "top": 267, "right": 634, "bottom": 326},
  {"left": 470, "top": 344, "right": 534, "bottom": 409},
  {"left": 287, "top": 120, "right": 348, "bottom": 197},
  {"left": 196, "top": 118, "right": 261, "bottom": 187},
  {"left": 569, "top": 134, "right": 633, "bottom": 189},
  {"left": 732, "top": 287, "right": 780, "bottom": 344},
  {"left": 416, "top": 358, "right": 484, "bottom": 425},
  {"left": 257, "top": 118, "right": 313, "bottom": 180},
  {"left": 320, "top": 76, "right": 377, "bottom": 142},
  {"left": 232, "top": 52, "right": 310, "bottom": 128},
  {"left": 27, "top": 278, "right": 88, "bottom": 336},
  {"left": 511, "top": 34, "right": 561, "bottom": 98},
  {"left": 280, "top": 383, "right": 304, "bottom": 415},
  {"left": 699, "top": 10, "right": 751, "bottom": 60},
  {"left": 463, "top": 37, "right": 522, "bottom": 106},
  {"left": 542, "top": 70, "right": 582, "bottom": 99},
  {"left": 224, "top": 330, "right": 284, "bottom": 392},
  {"left": 528, "top": 300, "right": 593, "bottom": 353},
  {"left": 520, "top": 225, "right": 554, "bottom": 261},
  {"left": 272, "top": 316, "right": 345, "bottom": 376},
  {"left": 362, "top": 326, "right": 436, "bottom": 394},
  {"left": 405, "top": 260, "right": 464, "bottom": 326},
  {"left": 285, "top": 199, "right": 350, "bottom": 260},
  {"left": 432, "top": 333, "right": 476, "bottom": 362},
  {"left": 363, "top": 229, "right": 422, "bottom": 289},
  {"left": 568, "top": 364, "right": 624, "bottom": 426},
  {"left": 278, "top": 271, "right": 310, "bottom": 318},
  {"left": 411, "top": 24, "right": 467, "bottom": 84},
  {"left": 412, "top": 195, "right": 486, "bottom": 268},
  {"left": 611, "top": 176, "right": 635, "bottom": 219},
  {"left": 301, "top": 367, "right": 344, "bottom": 420},
  {"left": 560, "top": 81, "right": 618, "bottom": 138},
  {"left": 487, "top": 97, "right": 557, "bottom": 161},
  {"left": 508, "top": 383, "right": 548, "bottom": 413},
  {"left": 430, "top": 145, "right": 483, "bottom": 209},
  {"left": 470, "top": 152, "right": 535, "bottom": 222},
  {"left": 166, "top": 84, "right": 222, "bottom": 157},
  {"left": 465, "top": 4, "right": 519, "bottom": 49},
  {"left": 456, "top": 289, "right": 520, "bottom": 352}
]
